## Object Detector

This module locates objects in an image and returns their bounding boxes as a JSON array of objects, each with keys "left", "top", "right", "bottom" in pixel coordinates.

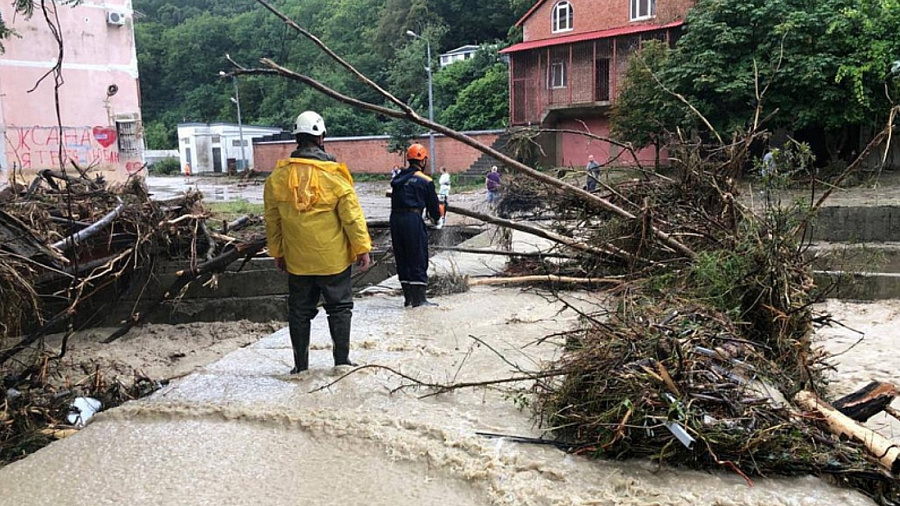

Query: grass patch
[
  {"left": 352, "top": 173, "right": 392, "bottom": 182},
  {"left": 204, "top": 199, "right": 264, "bottom": 222}
]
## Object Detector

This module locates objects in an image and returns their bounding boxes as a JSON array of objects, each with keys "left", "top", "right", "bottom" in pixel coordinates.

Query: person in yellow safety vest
[{"left": 264, "top": 110, "right": 372, "bottom": 374}]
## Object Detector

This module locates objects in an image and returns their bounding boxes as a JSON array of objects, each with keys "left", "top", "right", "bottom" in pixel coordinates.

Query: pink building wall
[
  {"left": 556, "top": 117, "right": 659, "bottom": 167},
  {"left": 0, "top": 0, "right": 142, "bottom": 185},
  {"left": 255, "top": 132, "right": 501, "bottom": 175}
]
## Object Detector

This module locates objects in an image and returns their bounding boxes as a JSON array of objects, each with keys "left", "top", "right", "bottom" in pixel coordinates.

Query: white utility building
[{"left": 177, "top": 123, "right": 281, "bottom": 174}]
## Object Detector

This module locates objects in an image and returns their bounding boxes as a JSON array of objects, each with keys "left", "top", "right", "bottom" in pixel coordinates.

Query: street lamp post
[
  {"left": 405, "top": 30, "right": 435, "bottom": 175},
  {"left": 219, "top": 71, "right": 247, "bottom": 172}
]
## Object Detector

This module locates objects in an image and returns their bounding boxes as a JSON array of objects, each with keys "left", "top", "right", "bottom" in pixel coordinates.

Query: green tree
[
  {"left": 143, "top": 120, "right": 175, "bottom": 149},
  {"left": 610, "top": 41, "right": 687, "bottom": 169},
  {"left": 440, "top": 63, "right": 509, "bottom": 131},
  {"left": 613, "top": 0, "right": 900, "bottom": 163}
]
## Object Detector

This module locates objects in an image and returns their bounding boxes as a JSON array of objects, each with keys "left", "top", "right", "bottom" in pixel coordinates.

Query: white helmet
[{"left": 292, "top": 110, "right": 327, "bottom": 136}]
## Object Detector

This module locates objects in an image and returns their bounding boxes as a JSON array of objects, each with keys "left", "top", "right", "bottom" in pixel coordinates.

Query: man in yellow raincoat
[{"left": 264, "top": 111, "right": 372, "bottom": 373}]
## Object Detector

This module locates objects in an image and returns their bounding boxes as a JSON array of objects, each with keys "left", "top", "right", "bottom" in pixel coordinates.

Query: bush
[{"left": 150, "top": 157, "right": 181, "bottom": 176}]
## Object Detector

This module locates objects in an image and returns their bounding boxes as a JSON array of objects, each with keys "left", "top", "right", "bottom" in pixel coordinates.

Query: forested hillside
[{"left": 134, "top": 0, "right": 530, "bottom": 148}]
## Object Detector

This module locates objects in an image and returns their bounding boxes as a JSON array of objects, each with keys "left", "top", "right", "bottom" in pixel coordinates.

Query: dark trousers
[
  {"left": 287, "top": 266, "right": 354, "bottom": 369},
  {"left": 390, "top": 212, "right": 429, "bottom": 286}
]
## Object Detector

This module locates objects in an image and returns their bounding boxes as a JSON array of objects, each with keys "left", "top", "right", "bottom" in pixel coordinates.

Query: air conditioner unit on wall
[{"left": 107, "top": 11, "right": 126, "bottom": 26}]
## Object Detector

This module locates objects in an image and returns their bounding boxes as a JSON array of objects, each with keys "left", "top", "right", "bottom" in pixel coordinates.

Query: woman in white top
[{"left": 438, "top": 166, "right": 451, "bottom": 197}]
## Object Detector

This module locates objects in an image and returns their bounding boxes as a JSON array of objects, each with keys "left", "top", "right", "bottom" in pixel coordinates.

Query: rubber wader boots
[
  {"left": 402, "top": 285, "right": 412, "bottom": 307},
  {"left": 410, "top": 285, "right": 438, "bottom": 307},
  {"left": 289, "top": 322, "right": 311, "bottom": 373},
  {"left": 329, "top": 313, "right": 356, "bottom": 366}
]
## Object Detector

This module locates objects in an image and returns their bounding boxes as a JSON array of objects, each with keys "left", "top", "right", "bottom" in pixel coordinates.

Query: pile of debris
[
  {"left": 0, "top": 168, "right": 265, "bottom": 464},
  {"left": 479, "top": 138, "right": 900, "bottom": 504}
]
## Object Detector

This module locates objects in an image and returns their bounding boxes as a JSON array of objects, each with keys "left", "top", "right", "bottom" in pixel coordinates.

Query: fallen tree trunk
[
  {"left": 469, "top": 275, "right": 623, "bottom": 287},
  {"left": 432, "top": 246, "right": 577, "bottom": 259},
  {"left": 447, "top": 205, "right": 644, "bottom": 264},
  {"left": 795, "top": 390, "right": 900, "bottom": 474},
  {"left": 833, "top": 381, "right": 899, "bottom": 422}
]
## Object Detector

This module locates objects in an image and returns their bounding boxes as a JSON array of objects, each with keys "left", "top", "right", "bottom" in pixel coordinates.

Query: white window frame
[
  {"left": 549, "top": 59, "right": 567, "bottom": 88},
  {"left": 552, "top": 1, "right": 573, "bottom": 33},
  {"left": 630, "top": 0, "right": 656, "bottom": 21}
]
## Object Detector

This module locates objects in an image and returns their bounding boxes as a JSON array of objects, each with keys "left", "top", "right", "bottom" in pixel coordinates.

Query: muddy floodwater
[{"left": 0, "top": 286, "right": 875, "bottom": 505}]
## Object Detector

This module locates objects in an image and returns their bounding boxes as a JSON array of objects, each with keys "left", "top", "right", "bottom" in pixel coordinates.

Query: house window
[
  {"left": 630, "top": 0, "right": 656, "bottom": 21},
  {"left": 549, "top": 59, "right": 567, "bottom": 88},
  {"left": 552, "top": 2, "right": 573, "bottom": 33}
]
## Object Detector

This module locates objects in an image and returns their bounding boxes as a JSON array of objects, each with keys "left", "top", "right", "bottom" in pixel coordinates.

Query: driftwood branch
[
  {"left": 795, "top": 390, "right": 900, "bottom": 474},
  {"left": 832, "top": 381, "right": 899, "bottom": 423},
  {"left": 51, "top": 200, "right": 125, "bottom": 251},
  {"left": 309, "top": 363, "right": 564, "bottom": 398}
]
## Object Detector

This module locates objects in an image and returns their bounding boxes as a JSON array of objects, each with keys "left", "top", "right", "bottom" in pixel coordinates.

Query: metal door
[{"left": 212, "top": 147, "right": 223, "bottom": 173}]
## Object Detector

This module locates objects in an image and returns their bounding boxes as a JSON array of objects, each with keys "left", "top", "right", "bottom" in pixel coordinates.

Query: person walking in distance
[
  {"left": 485, "top": 165, "right": 501, "bottom": 205},
  {"left": 390, "top": 144, "right": 442, "bottom": 308},
  {"left": 438, "top": 166, "right": 451, "bottom": 198},
  {"left": 585, "top": 155, "right": 601, "bottom": 192},
  {"left": 264, "top": 110, "right": 372, "bottom": 373}
]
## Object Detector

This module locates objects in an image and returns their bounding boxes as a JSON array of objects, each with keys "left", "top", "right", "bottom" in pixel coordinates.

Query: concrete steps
[
  {"left": 809, "top": 206, "right": 900, "bottom": 299},
  {"left": 456, "top": 132, "right": 512, "bottom": 185}
]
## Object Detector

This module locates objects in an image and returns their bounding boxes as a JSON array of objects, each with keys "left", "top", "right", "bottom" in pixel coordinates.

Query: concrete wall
[
  {"left": 0, "top": 0, "right": 143, "bottom": 183},
  {"left": 521, "top": 0, "right": 691, "bottom": 41},
  {"left": 254, "top": 131, "right": 502, "bottom": 175},
  {"left": 810, "top": 206, "right": 900, "bottom": 242}
]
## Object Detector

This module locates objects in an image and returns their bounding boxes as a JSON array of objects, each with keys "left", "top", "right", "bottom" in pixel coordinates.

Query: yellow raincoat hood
[{"left": 264, "top": 158, "right": 371, "bottom": 276}]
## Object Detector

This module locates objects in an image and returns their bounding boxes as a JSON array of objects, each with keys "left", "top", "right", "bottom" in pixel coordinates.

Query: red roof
[{"left": 500, "top": 21, "right": 684, "bottom": 54}]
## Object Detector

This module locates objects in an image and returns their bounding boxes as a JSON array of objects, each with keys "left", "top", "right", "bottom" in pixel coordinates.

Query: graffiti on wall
[{"left": 4, "top": 125, "right": 127, "bottom": 171}]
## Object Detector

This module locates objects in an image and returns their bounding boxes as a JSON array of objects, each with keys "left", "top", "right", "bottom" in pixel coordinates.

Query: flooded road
[{"left": 0, "top": 228, "right": 876, "bottom": 505}]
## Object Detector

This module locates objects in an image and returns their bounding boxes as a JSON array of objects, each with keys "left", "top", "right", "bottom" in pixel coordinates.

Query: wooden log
[
  {"left": 0, "top": 209, "right": 64, "bottom": 269},
  {"left": 833, "top": 381, "right": 899, "bottom": 422},
  {"left": 468, "top": 274, "right": 623, "bottom": 287},
  {"left": 432, "top": 246, "right": 577, "bottom": 259},
  {"left": 794, "top": 390, "right": 900, "bottom": 474}
]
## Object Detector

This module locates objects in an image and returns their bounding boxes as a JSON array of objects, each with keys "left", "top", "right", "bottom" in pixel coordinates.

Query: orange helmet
[{"left": 407, "top": 143, "right": 429, "bottom": 161}]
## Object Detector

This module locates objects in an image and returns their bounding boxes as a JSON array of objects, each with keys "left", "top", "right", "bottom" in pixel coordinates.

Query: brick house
[{"left": 500, "top": 0, "right": 692, "bottom": 168}]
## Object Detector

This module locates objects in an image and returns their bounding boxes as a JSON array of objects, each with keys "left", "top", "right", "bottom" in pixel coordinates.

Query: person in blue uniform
[{"left": 390, "top": 144, "right": 442, "bottom": 308}]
